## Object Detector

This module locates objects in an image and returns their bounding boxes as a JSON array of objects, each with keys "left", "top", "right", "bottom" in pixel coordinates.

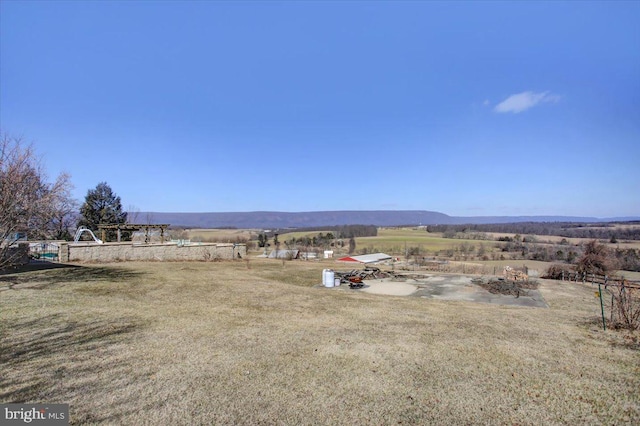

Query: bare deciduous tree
[
  {"left": 126, "top": 204, "right": 141, "bottom": 224},
  {"left": 49, "top": 173, "right": 78, "bottom": 240},
  {"left": 577, "top": 240, "right": 617, "bottom": 276},
  {"left": 1, "top": 133, "right": 74, "bottom": 269}
]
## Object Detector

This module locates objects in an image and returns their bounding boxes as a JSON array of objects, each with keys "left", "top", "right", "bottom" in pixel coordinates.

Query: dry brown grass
[{"left": 1, "top": 259, "right": 639, "bottom": 424}]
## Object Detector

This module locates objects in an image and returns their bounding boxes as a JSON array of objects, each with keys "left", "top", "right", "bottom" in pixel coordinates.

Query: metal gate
[{"left": 29, "top": 242, "right": 60, "bottom": 262}]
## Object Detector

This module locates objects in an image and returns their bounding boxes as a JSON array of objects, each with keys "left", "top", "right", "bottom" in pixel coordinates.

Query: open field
[
  {"left": 278, "top": 227, "right": 489, "bottom": 256},
  {"left": 1, "top": 259, "right": 638, "bottom": 424},
  {"left": 371, "top": 228, "right": 640, "bottom": 252},
  {"left": 277, "top": 227, "right": 640, "bottom": 257},
  {"left": 358, "top": 228, "right": 468, "bottom": 253}
]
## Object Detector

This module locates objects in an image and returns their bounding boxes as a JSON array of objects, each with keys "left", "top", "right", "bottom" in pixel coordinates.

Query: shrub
[
  {"left": 543, "top": 264, "right": 574, "bottom": 280},
  {"left": 607, "top": 280, "right": 640, "bottom": 331},
  {"left": 577, "top": 240, "right": 617, "bottom": 275}
]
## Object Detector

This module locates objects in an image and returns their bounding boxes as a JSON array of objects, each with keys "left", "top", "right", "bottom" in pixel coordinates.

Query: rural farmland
[
  {"left": 184, "top": 224, "right": 640, "bottom": 278},
  {"left": 3, "top": 1, "right": 639, "bottom": 424}
]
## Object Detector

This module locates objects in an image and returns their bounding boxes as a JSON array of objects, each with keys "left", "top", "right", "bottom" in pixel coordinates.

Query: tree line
[
  {"left": 492, "top": 240, "right": 640, "bottom": 272},
  {"left": 278, "top": 225, "right": 378, "bottom": 239},
  {"left": 427, "top": 222, "right": 640, "bottom": 241},
  {"left": 421, "top": 235, "right": 640, "bottom": 273}
]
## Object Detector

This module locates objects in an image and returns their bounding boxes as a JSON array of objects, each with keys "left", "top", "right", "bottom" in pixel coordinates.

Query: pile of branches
[
  {"left": 473, "top": 277, "right": 539, "bottom": 298},
  {"left": 543, "top": 264, "right": 575, "bottom": 280},
  {"left": 335, "top": 267, "right": 390, "bottom": 289}
]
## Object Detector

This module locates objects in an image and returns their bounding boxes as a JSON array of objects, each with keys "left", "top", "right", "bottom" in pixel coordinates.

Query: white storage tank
[{"left": 323, "top": 269, "right": 335, "bottom": 287}]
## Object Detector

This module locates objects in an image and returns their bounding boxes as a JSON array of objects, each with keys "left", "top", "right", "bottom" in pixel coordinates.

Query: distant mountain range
[{"left": 134, "top": 210, "right": 640, "bottom": 229}]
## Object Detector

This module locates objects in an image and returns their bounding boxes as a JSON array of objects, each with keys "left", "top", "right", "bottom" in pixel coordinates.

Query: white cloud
[{"left": 494, "top": 91, "right": 561, "bottom": 113}]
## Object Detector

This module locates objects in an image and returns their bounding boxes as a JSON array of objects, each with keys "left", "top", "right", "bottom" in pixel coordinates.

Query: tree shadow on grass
[
  {"left": 1, "top": 260, "right": 77, "bottom": 275},
  {"left": 0, "top": 263, "right": 145, "bottom": 291},
  {"left": 0, "top": 313, "right": 162, "bottom": 424}
]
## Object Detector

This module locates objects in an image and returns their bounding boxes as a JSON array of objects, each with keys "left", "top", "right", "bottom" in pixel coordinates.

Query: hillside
[{"left": 136, "top": 210, "right": 637, "bottom": 229}]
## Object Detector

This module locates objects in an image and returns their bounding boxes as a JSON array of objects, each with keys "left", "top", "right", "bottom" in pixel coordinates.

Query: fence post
[
  {"left": 598, "top": 283, "right": 606, "bottom": 331},
  {"left": 610, "top": 292, "right": 615, "bottom": 323}
]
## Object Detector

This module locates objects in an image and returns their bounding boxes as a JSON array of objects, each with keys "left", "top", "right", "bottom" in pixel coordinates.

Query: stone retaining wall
[{"left": 63, "top": 242, "right": 246, "bottom": 263}]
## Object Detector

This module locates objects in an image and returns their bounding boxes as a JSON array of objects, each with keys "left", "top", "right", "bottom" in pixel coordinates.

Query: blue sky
[{"left": 1, "top": 1, "right": 638, "bottom": 217}]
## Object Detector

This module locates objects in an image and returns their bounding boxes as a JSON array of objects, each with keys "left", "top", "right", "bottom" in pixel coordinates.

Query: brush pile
[
  {"left": 472, "top": 277, "right": 539, "bottom": 298},
  {"left": 335, "top": 267, "right": 391, "bottom": 289}
]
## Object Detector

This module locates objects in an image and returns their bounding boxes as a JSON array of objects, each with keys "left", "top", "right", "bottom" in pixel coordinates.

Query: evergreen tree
[
  {"left": 348, "top": 237, "right": 356, "bottom": 255},
  {"left": 78, "top": 182, "right": 127, "bottom": 241}
]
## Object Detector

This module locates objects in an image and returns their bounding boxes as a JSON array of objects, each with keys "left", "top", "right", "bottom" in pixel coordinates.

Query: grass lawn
[{"left": 1, "top": 259, "right": 638, "bottom": 424}]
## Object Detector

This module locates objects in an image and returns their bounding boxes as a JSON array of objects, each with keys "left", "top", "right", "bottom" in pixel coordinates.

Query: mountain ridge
[{"left": 133, "top": 210, "right": 639, "bottom": 229}]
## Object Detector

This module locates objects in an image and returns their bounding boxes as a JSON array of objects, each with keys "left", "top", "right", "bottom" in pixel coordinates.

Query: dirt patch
[
  {"left": 359, "top": 280, "right": 418, "bottom": 296},
  {"left": 338, "top": 273, "right": 548, "bottom": 308}
]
